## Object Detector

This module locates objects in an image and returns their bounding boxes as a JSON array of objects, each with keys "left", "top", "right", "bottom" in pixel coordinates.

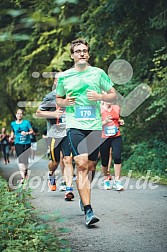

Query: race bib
[
  {"left": 75, "top": 106, "right": 96, "bottom": 120},
  {"left": 104, "top": 126, "right": 118, "bottom": 136},
  {"left": 19, "top": 135, "right": 27, "bottom": 142}
]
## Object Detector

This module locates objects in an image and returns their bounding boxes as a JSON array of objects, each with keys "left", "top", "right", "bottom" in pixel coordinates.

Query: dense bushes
[
  {"left": 0, "top": 177, "right": 68, "bottom": 252},
  {"left": 122, "top": 140, "right": 167, "bottom": 176}
]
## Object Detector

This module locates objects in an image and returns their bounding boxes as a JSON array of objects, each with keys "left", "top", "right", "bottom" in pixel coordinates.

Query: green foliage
[
  {"left": 0, "top": 0, "right": 166, "bottom": 176},
  {"left": 0, "top": 176, "right": 69, "bottom": 251},
  {"left": 147, "top": 46, "right": 167, "bottom": 121},
  {"left": 0, "top": 0, "right": 81, "bottom": 123},
  {"left": 123, "top": 140, "right": 167, "bottom": 176}
]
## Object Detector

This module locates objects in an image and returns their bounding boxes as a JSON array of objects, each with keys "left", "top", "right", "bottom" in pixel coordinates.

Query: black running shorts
[{"left": 67, "top": 128, "right": 101, "bottom": 161}]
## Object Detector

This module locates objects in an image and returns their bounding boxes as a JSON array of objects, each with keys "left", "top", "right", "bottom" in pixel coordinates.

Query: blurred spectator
[{"left": 0, "top": 127, "right": 10, "bottom": 164}]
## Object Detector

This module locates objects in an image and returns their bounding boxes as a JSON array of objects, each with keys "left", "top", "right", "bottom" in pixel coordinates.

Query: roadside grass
[
  {"left": 122, "top": 170, "right": 167, "bottom": 185},
  {"left": 96, "top": 163, "right": 167, "bottom": 185},
  {"left": 0, "top": 176, "right": 71, "bottom": 252}
]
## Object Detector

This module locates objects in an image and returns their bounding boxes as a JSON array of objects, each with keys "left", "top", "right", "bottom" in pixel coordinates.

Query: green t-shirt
[{"left": 56, "top": 66, "right": 114, "bottom": 130}]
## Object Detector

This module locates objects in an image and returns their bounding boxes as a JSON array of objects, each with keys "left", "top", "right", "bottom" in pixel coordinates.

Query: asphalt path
[{"left": 0, "top": 157, "right": 167, "bottom": 252}]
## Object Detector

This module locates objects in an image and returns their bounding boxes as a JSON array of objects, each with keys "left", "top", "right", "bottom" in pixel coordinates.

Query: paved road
[{"left": 0, "top": 157, "right": 167, "bottom": 252}]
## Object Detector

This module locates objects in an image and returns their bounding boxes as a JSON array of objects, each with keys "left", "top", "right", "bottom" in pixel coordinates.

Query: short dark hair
[{"left": 70, "top": 39, "right": 89, "bottom": 53}]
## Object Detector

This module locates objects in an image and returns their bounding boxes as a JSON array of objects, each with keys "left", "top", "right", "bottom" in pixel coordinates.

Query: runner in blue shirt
[{"left": 11, "top": 109, "right": 33, "bottom": 184}]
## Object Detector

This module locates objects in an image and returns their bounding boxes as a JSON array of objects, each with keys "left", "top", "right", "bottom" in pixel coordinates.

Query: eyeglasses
[{"left": 73, "top": 49, "right": 88, "bottom": 54}]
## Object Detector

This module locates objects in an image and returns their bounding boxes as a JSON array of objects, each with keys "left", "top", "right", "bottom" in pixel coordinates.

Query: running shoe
[
  {"left": 113, "top": 180, "right": 124, "bottom": 191},
  {"left": 79, "top": 198, "right": 84, "bottom": 211},
  {"left": 104, "top": 180, "right": 111, "bottom": 190},
  {"left": 85, "top": 209, "right": 99, "bottom": 227},
  {"left": 48, "top": 175, "right": 56, "bottom": 191},
  {"left": 64, "top": 187, "right": 74, "bottom": 201},
  {"left": 59, "top": 181, "right": 66, "bottom": 191}
]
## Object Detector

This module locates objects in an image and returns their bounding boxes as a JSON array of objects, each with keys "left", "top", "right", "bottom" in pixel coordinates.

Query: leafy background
[{"left": 0, "top": 0, "right": 167, "bottom": 177}]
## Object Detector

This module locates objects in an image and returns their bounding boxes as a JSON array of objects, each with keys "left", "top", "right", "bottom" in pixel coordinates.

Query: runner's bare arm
[
  {"left": 36, "top": 109, "right": 63, "bottom": 119},
  {"left": 56, "top": 92, "right": 76, "bottom": 107}
]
